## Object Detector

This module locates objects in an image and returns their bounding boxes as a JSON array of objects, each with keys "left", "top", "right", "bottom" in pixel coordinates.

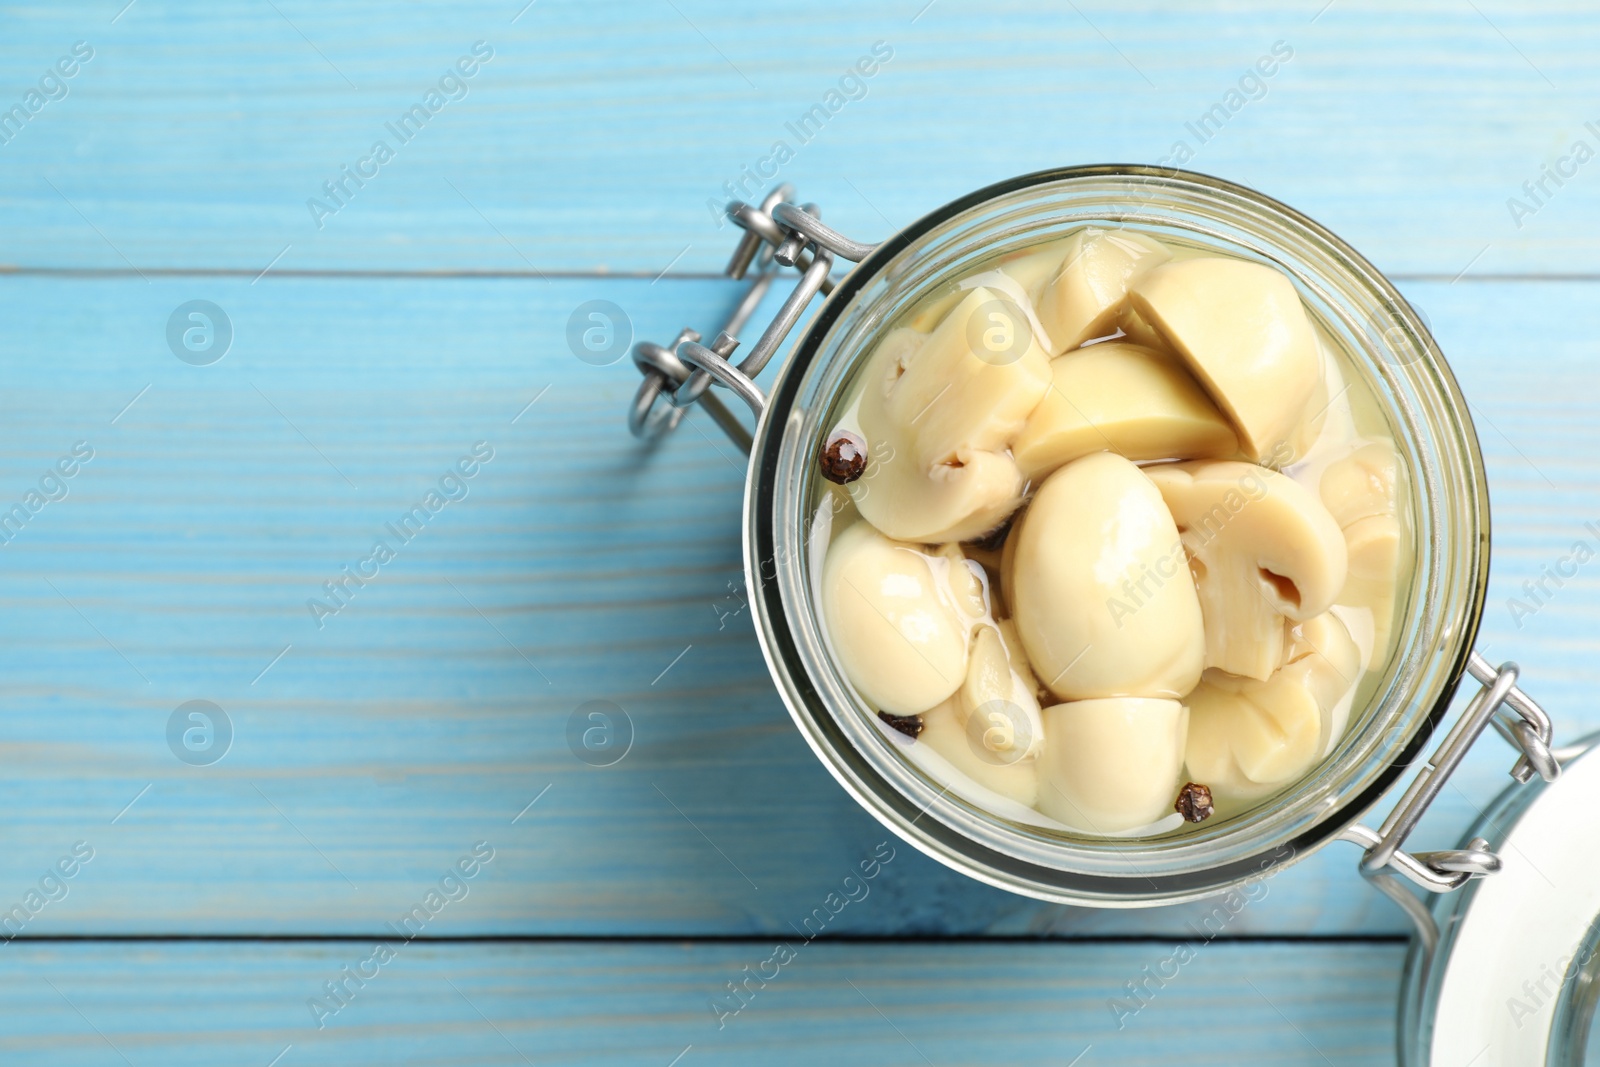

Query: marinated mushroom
[
  {"left": 816, "top": 225, "right": 1410, "bottom": 837},
  {"left": 1184, "top": 612, "right": 1361, "bottom": 797},
  {"left": 918, "top": 697, "right": 1040, "bottom": 808},
  {"left": 1038, "top": 697, "right": 1189, "bottom": 832},
  {"left": 1012, "top": 342, "right": 1238, "bottom": 481},
  {"left": 998, "top": 236, "right": 1082, "bottom": 304},
  {"left": 1116, "top": 301, "right": 1166, "bottom": 350},
  {"left": 1035, "top": 228, "right": 1173, "bottom": 353},
  {"left": 899, "top": 239, "right": 1072, "bottom": 337},
  {"left": 1129, "top": 257, "right": 1320, "bottom": 461},
  {"left": 821, "top": 522, "right": 969, "bottom": 716},
  {"left": 1147, "top": 461, "right": 1348, "bottom": 681},
  {"left": 850, "top": 286, "right": 1052, "bottom": 543},
  {"left": 935, "top": 542, "right": 990, "bottom": 622},
  {"left": 1320, "top": 441, "right": 1404, "bottom": 650},
  {"left": 957, "top": 623, "right": 1045, "bottom": 762},
  {"left": 1320, "top": 442, "right": 1399, "bottom": 527},
  {"left": 1010, "top": 452, "right": 1205, "bottom": 701}
]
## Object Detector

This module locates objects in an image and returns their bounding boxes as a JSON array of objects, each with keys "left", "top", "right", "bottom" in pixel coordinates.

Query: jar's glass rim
[{"left": 744, "top": 164, "right": 1490, "bottom": 906}]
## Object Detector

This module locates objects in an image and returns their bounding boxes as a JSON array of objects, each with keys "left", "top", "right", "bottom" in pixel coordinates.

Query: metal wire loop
[
  {"left": 1343, "top": 653, "right": 1563, "bottom": 893},
  {"left": 1340, "top": 825, "right": 1470, "bottom": 893},
  {"left": 673, "top": 331, "right": 740, "bottom": 409},
  {"left": 1512, "top": 721, "right": 1561, "bottom": 781},
  {"left": 623, "top": 185, "right": 880, "bottom": 451},
  {"left": 628, "top": 374, "right": 684, "bottom": 439},
  {"left": 772, "top": 203, "right": 817, "bottom": 267},
  {"left": 632, "top": 337, "right": 692, "bottom": 386},
  {"left": 679, "top": 336, "right": 765, "bottom": 416},
  {"left": 729, "top": 202, "right": 787, "bottom": 254},
  {"left": 1417, "top": 838, "right": 1501, "bottom": 875},
  {"left": 726, "top": 185, "right": 793, "bottom": 279},
  {"left": 770, "top": 201, "right": 879, "bottom": 262},
  {"left": 1468, "top": 650, "right": 1558, "bottom": 783}
]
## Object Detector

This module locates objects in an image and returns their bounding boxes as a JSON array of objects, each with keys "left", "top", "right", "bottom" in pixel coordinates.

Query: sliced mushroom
[
  {"left": 1146, "top": 461, "right": 1348, "bottom": 681},
  {"left": 903, "top": 287, "right": 967, "bottom": 333},
  {"left": 899, "top": 238, "right": 1077, "bottom": 339},
  {"left": 1344, "top": 514, "right": 1402, "bottom": 585},
  {"left": 1282, "top": 332, "right": 1335, "bottom": 464},
  {"left": 1012, "top": 342, "right": 1239, "bottom": 481},
  {"left": 918, "top": 697, "right": 1040, "bottom": 807},
  {"left": 1184, "top": 612, "right": 1360, "bottom": 797},
  {"left": 1343, "top": 519, "right": 1403, "bottom": 657},
  {"left": 935, "top": 543, "right": 990, "bottom": 621},
  {"left": 1035, "top": 228, "right": 1173, "bottom": 354},
  {"left": 1320, "top": 441, "right": 1399, "bottom": 529},
  {"left": 996, "top": 618, "right": 1043, "bottom": 698},
  {"left": 821, "top": 522, "right": 969, "bottom": 715},
  {"left": 999, "top": 236, "right": 1081, "bottom": 299},
  {"left": 1129, "top": 257, "right": 1320, "bottom": 461},
  {"left": 1010, "top": 452, "right": 1205, "bottom": 701},
  {"left": 1320, "top": 441, "right": 1404, "bottom": 650},
  {"left": 957, "top": 623, "right": 1045, "bottom": 761},
  {"left": 1038, "top": 697, "right": 1189, "bottom": 832},
  {"left": 850, "top": 287, "right": 1052, "bottom": 543},
  {"left": 1116, "top": 301, "right": 1167, "bottom": 350}
]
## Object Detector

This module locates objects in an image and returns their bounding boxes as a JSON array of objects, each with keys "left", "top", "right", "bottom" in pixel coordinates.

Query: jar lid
[{"left": 1411, "top": 735, "right": 1600, "bottom": 1063}]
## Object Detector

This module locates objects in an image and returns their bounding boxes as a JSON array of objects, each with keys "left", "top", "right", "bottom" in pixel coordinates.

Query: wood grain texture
[
  {"left": 0, "top": 2, "right": 1594, "bottom": 1057},
  {"left": 0, "top": 940, "right": 1405, "bottom": 1065},
  {"left": 0, "top": 1, "right": 1594, "bottom": 275},
  {"left": 0, "top": 273, "right": 1589, "bottom": 938}
]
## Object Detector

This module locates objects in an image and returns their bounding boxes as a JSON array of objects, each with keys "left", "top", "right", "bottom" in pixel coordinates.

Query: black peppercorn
[
  {"left": 877, "top": 710, "right": 923, "bottom": 739},
  {"left": 1174, "top": 782, "right": 1215, "bottom": 823},
  {"left": 820, "top": 429, "right": 868, "bottom": 484}
]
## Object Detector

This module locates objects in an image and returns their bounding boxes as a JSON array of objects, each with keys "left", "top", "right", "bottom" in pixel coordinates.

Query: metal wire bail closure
[
  {"left": 623, "top": 185, "right": 879, "bottom": 452},
  {"left": 1342, "top": 651, "right": 1561, "bottom": 892}
]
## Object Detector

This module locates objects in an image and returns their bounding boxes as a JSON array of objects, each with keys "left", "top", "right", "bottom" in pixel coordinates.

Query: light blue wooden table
[{"left": 0, "top": 1, "right": 1594, "bottom": 1062}]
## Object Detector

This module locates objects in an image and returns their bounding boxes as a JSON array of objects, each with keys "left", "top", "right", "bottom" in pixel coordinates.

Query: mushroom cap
[
  {"left": 1038, "top": 697, "right": 1189, "bottom": 832},
  {"left": 1010, "top": 452, "right": 1205, "bottom": 700},
  {"left": 1012, "top": 342, "right": 1239, "bottom": 481},
  {"left": 958, "top": 623, "right": 1044, "bottom": 761},
  {"left": 1035, "top": 228, "right": 1173, "bottom": 354},
  {"left": 1318, "top": 441, "right": 1406, "bottom": 651},
  {"left": 1146, "top": 460, "right": 1349, "bottom": 681},
  {"left": 849, "top": 288, "right": 1050, "bottom": 543},
  {"left": 1129, "top": 256, "right": 1320, "bottom": 462},
  {"left": 1319, "top": 441, "right": 1401, "bottom": 528},
  {"left": 918, "top": 698, "right": 1041, "bottom": 808},
  {"left": 821, "top": 522, "right": 969, "bottom": 716},
  {"left": 1184, "top": 611, "right": 1361, "bottom": 796},
  {"left": 852, "top": 444, "right": 1025, "bottom": 544}
]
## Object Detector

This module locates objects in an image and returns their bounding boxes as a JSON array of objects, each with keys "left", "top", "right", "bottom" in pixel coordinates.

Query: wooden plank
[
  {"left": 0, "top": 1, "right": 1594, "bottom": 275},
  {"left": 0, "top": 940, "right": 1404, "bottom": 1065},
  {"left": 0, "top": 271, "right": 1588, "bottom": 937}
]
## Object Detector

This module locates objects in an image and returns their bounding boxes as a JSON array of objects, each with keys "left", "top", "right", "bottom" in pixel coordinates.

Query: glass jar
[{"left": 626, "top": 165, "right": 1558, "bottom": 908}]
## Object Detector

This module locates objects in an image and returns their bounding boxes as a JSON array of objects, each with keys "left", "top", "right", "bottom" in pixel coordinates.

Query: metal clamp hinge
[
  {"left": 1342, "top": 650, "right": 1560, "bottom": 893},
  {"left": 625, "top": 185, "right": 880, "bottom": 453}
]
